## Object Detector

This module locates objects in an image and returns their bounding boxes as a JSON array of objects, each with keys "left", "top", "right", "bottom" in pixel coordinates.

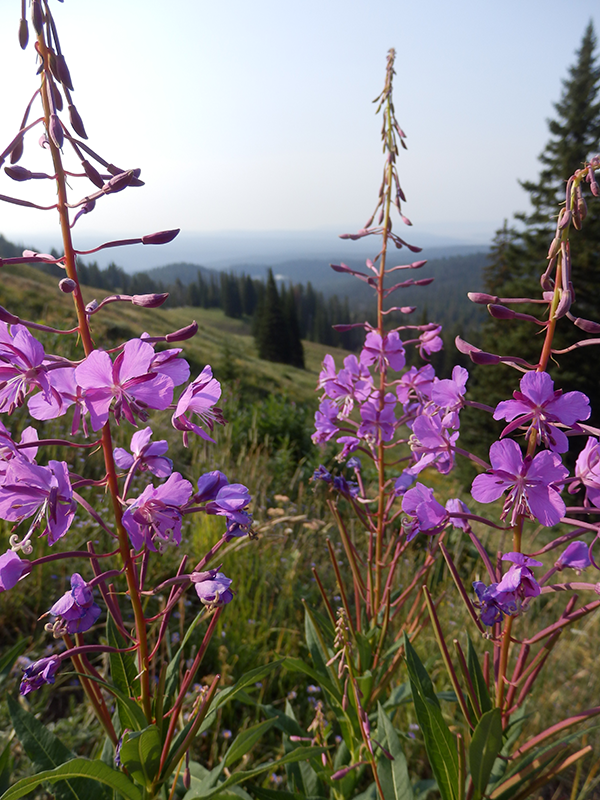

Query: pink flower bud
[
  {"left": 141, "top": 229, "right": 180, "bottom": 246},
  {"left": 166, "top": 321, "right": 198, "bottom": 342},
  {"left": 51, "top": 81, "right": 63, "bottom": 113},
  {"left": 59, "top": 279, "right": 77, "bottom": 293},
  {"left": 470, "top": 351, "right": 500, "bottom": 365},
  {"left": 132, "top": 293, "right": 169, "bottom": 308},
  {"left": 488, "top": 304, "right": 516, "bottom": 319},
  {"left": 401, "top": 215, "right": 412, "bottom": 226},
  {"left": 572, "top": 316, "right": 600, "bottom": 334},
  {"left": 81, "top": 160, "right": 104, "bottom": 188},
  {"left": 85, "top": 299, "right": 99, "bottom": 313},
  {"left": 55, "top": 54, "right": 74, "bottom": 91},
  {"left": 558, "top": 209, "right": 571, "bottom": 229},
  {"left": 4, "top": 165, "right": 32, "bottom": 182},
  {"left": 19, "top": 18, "right": 29, "bottom": 49},
  {"left": 409, "top": 260, "right": 427, "bottom": 269},
  {"left": 0, "top": 306, "right": 20, "bottom": 324},
  {"left": 10, "top": 137, "right": 24, "bottom": 164},
  {"left": 548, "top": 237, "right": 561, "bottom": 259},
  {"left": 69, "top": 105, "right": 87, "bottom": 140},
  {"left": 31, "top": 0, "right": 43, "bottom": 34},
  {"left": 48, "top": 114, "right": 63, "bottom": 149},
  {"left": 468, "top": 292, "right": 499, "bottom": 304}
]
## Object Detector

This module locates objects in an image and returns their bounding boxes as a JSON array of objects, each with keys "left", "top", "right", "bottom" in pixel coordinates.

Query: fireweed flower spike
[
  {"left": 471, "top": 438, "right": 568, "bottom": 526},
  {"left": 20, "top": 655, "right": 61, "bottom": 695},
  {"left": 0, "top": 321, "right": 51, "bottom": 413},
  {"left": 493, "top": 370, "right": 590, "bottom": 453},
  {"left": 122, "top": 472, "right": 193, "bottom": 551}
]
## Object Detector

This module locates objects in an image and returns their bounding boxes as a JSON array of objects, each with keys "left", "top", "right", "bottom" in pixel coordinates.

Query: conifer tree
[
  {"left": 464, "top": 22, "right": 600, "bottom": 465},
  {"left": 254, "top": 269, "right": 292, "bottom": 364}
]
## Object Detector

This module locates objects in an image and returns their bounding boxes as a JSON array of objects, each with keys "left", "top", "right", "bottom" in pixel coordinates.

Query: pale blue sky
[{"left": 0, "top": 0, "right": 599, "bottom": 266}]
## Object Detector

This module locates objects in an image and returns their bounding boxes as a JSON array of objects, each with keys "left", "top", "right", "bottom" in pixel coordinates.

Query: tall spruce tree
[
  {"left": 254, "top": 269, "right": 304, "bottom": 367},
  {"left": 464, "top": 22, "right": 600, "bottom": 466}
]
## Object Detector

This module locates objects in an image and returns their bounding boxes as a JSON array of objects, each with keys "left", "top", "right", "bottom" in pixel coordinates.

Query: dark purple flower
[
  {"left": 401, "top": 483, "right": 448, "bottom": 541},
  {"left": 76, "top": 339, "right": 174, "bottom": 430},
  {"left": 410, "top": 413, "right": 458, "bottom": 475},
  {"left": 122, "top": 472, "right": 193, "bottom": 551},
  {"left": 0, "top": 458, "right": 76, "bottom": 546},
  {"left": 471, "top": 439, "right": 568, "bottom": 526},
  {"left": 333, "top": 475, "right": 359, "bottom": 497},
  {"left": 312, "top": 399, "right": 340, "bottom": 444},
  {"left": 0, "top": 549, "right": 29, "bottom": 591},
  {"left": 113, "top": 427, "right": 173, "bottom": 478},
  {"left": 418, "top": 326, "right": 443, "bottom": 358},
  {"left": 195, "top": 470, "right": 230, "bottom": 502},
  {"left": 360, "top": 331, "right": 405, "bottom": 373},
  {"left": 20, "top": 655, "right": 61, "bottom": 695},
  {"left": 48, "top": 573, "right": 101, "bottom": 633},
  {"left": 394, "top": 469, "right": 418, "bottom": 495},
  {"left": 347, "top": 457, "right": 361, "bottom": 471},
  {"left": 336, "top": 436, "right": 361, "bottom": 459},
  {"left": 205, "top": 484, "right": 251, "bottom": 525},
  {"left": 172, "top": 365, "right": 225, "bottom": 446},
  {"left": 396, "top": 364, "right": 435, "bottom": 406},
  {"left": 473, "top": 581, "right": 516, "bottom": 626},
  {"left": 445, "top": 498, "right": 472, "bottom": 531},
  {"left": 312, "top": 465, "right": 332, "bottom": 484},
  {"left": 0, "top": 322, "right": 50, "bottom": 414},
  {"left": 193, "top": 570, "right": 233, "bottom": 606},
  {"left": 555, "top": 541, "right": 591, "bottom": 572},
  {"left": 493, "top": 371, "right": 590, "bottom": 453}
]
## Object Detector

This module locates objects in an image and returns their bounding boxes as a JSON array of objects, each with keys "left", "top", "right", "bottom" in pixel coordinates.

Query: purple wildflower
[
  {"left": 496, "top": 552, "right": 543, "bottom": 600},
  {"left": 28, "top": 367, "right": 89, "bottom": 435},
  {"left": 113, "top": 427, "right": 173, "bottom": 478},
  {"left": 318, "top": 354, "right": 372, "bottom": 417},
  {"left": 312, "top": 465, "right": 332, "bottom": 483},
  {"left": 418, "top": 325, "right": 443, "bottom": 358},
  {"left": 0, "top": 424, "right": 38, "bottom": 481},
  {"left": 205, "top": 484, "right": 252, "bottom": 535},
  {"left": 430, "top": 366, "right": 469, "bottom": 428},
  {"left": 571, "top": 437, "right": 600, "bottom": 507},
  {"left": 0, "top": 549, "right": 29, "bottom": 591},
  {"left": 555, "top": 540, "right": 591, "bottom": 572},
  {"left": 312, "top": 398, "right": 340, "bottom": 444},
  {"left": 396, "top": 364, "right": 435, "bottom": 406},
  {"left": 0, "top": 323, "right": 51, "bottom": 414},
  {"left": 471, "top": 439, "right": 568, "bottom": 526},
  {"left": 473, "top": 581, "right": 516, "bottom": 626},
  {"left": 394, "top": 469, "right": 418, "bottom": 495},
  {"left": 401, "top": 483, "right": 448, "bottom": 541},
  {"left": 149, "top": 347, "right": 190, "bottom": 386},
  {"left": 409, "top": 413, "right": 459, "bottom": 474},
  {"left": 192, "top": 570, "right": 233, "bottom": 606},
  {"left": 195, "top": 470, "right": 230, "bottom": 502},
  {"left": 75, "top": 339, "right": 174, "bottom": 430},
  {"left": 347, "top": 457, "right": 361, "bottom": 471},
  {"left": 47, "top": 573, "right": 101, "bottom": 634},
  {"left": 122, "top": 472, "right": 193, "bottom": 551},
  {"left": 0, "top": 458, "right": 76, "bottom": 546},
  {"left": 333, "top": 475, "right": 359, "bottom": 497},
  {"left": 493, "top": 371, "right": 590, "bottom": 453},
  {"left": 336, "top": 436, "right": 361, "bottom": 459},
  {"left": 20, "top": 655, "right": 61, "bottom": 695},
  {"left": 357, "top": 392, "right": 397, "bottom": 443},
  {"left": 360, "top": 330, "right": 405, "bottom": 373},
  {"left": 172, "top": 365, "right": 225, "bottom": 446},
  {"left": 445, "top": 498, "right": 472, "bottom": 531}
]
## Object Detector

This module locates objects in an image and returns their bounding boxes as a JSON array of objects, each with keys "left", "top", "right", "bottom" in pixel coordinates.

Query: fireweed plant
[
  {"left": 296, "top": 50, "right": 600, "bottom": 800},
  {"left": 0, "top": 3, "right": 321, "bottom": 799}
]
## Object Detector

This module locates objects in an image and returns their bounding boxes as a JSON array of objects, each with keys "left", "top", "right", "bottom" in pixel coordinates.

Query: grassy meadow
[{"left": 1, "top": 264, "right": 599, "bottom": 796}]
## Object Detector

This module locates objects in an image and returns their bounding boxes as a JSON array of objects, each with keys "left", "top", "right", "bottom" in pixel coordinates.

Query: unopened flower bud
[
  {"left": 470, "top": 351, "right": 500, "bottom": 365},
  {"left": 69, "top": 105, "right": 87, "bottom": 139},
  {"left": 588, "top": 165, "right": 599, "bottom": 196},
  {"left": 48, "top": 114, "right": 63, "bottom": 149},
  {"left": 488, "top": 304, "right": 516, "bottom": 319},
  {"left": 577, "top": 192, "right": 587, "bottom": 223},
  {"left": 141, "top": 229, "right": 180, "bottom": 246},
  {"left": 81, "top": 160, "right": 103, "bottom": 188},
  {"left": 166, "top": 321, "right": 198, "bottom": 342},
  {"left": 51, "top": 81, "right": 63, "bottom": 112},
  {"left": 103, "top": 169, "right": 141, "bottom": 195},
  {"left": 4, "top": 165, "right": 32, "bottom": 182},
  {"left": 10, "top": 137, "right": 24, "bottom": 164},
  {"left": 401, "top": 214, "right": 412, "bottom": 226},
  {"left": 558, "top": 209, "right": 571, "bottom": 229},
  {"left": 572, "top": 316, "right": 600, "bottom": 334},
  {"left": 468, "top": 292, "right": 499, "bottom": 304},
  {"left": 548, "top": 237, "right": 561, "bottom": 259},
  {"left": 183, "top": 768, "right": 191, "bottom": 790},
  {"left": 18, "top": 18, "right": 29, "bottom": 49},
  {"left": 0, "top": 306, "right": 20, "bottom": 324},
  {"left": 59, "top": 278, "right": 77, "bottom": 293},
  {"left": 55, "top": 54, "right": 74, "bottom": 91},
  {"left": 132, "top": 293, "right": 169, "bottom": 308},
  {"left": 31, "top": 0, "right": 43, "bottom": 34},
  {"left": 85, "top": 299, "right": 99, "bottom": 314}
]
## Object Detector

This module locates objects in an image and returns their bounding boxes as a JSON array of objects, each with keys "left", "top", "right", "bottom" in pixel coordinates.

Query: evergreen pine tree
[
  {"left": 464, "top": 22, "right": 600, "bottom": 467},
  {"left": 282, "top": 284, "right": 305, "bottom": 368},
  {"left": 254, "top": 269, "right": 291, "bottom": 364}
]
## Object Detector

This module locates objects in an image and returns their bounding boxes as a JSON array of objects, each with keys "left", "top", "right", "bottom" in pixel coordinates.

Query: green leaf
[
  {"left": 383, "top": 682, "right": 411, "bottom": 711},
  {"left": 119, "top": 725, "right": 161, "bottom": 787},
  {"left": 224, "top": 718, "right": 277, "bottom": 767},
  {"left": 259, "top": 704, "right": 307, "bottom": 738},
  {"left": 304, "top": 606, "right": 332, "bottom": 678},
  {"left": 0, "top": 640, "right": 27, "bottom": 683},
  {"left": 247, "top": 786, "right": 300, "bottom": 800},
  {"left": 106, "top": 614, "right": 140, "bottom": 698},
  {"left": 468, "top": 708, "right": 502, "bottom": 798},
  {"left": 0, "top": 758, "right": 142, "bottom": 800},
  {"left": 281, "top": 657, "right": 339, "bottom": 703},
  {"left": 486, "top": 705, "right": 527, "bottom": 789},
  {"left": 404, "top": 635, "right": 458, "bottom": 800},
  {"left": 466, "top": 638, "right": 492, "bottom": 715},
  {"left": 183, "top": 747, "right": 327, "bottom": 800},
  {"left": 7, "top": 695, "right": 109, "bottom": 800},
  {"left": 376, "top": 703, "right": 414, "bottom": 800},
  {"left": 0, "top": 739, "right": 11, "bottom": 796}
]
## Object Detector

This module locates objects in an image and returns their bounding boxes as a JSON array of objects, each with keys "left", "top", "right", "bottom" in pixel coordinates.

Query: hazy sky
[{"left": 1, "top": 0, "right": 599, "bottom": 264}]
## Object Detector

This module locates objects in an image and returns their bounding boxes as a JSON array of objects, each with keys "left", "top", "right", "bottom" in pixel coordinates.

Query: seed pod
[
  {"left": 18, "top": 18, "right": 29, "bottom": 49},
  {"left": 68, "top": 104, "right": 88, "bottom": 139},
  {"left": 59, "top": 278, "right": 77, "bottom": 293}
]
